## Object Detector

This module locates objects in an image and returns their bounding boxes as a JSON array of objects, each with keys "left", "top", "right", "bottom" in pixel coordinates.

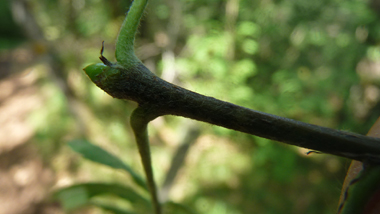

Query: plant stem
[
  {"left": 130, "top": 107, "right": 161, "bottom": 214},
  {"left": 83, "top": 0, "right": 380, "bottom": 213},
  {"left": 92, "top": 62, "right": 380, "bottom": 163},
  {"left": 115, "top": 0, "right": 148, "bottom": 68}
]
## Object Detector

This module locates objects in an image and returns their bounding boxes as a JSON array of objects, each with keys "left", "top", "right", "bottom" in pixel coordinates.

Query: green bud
[{"left": 83, "top": 63, "right": 108, "bottom": 82}]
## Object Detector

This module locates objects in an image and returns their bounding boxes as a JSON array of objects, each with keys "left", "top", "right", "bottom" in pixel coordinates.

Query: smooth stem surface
[{"left": 130, "top": 107, "right": 161, "bottom": 214}]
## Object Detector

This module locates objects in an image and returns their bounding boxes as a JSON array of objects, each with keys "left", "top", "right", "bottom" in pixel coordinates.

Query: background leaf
[
  {"left": 163, "top": 201, "right": 198, "bottom": 214},
  {"left": 91, "top": 201, "right": 138, "bottom": 214},
  {"left": 55, "top": 183, "right": 151, "bottom": 211},
  {"left": 68, "top": 139, "right": 147, "bottom": 190}
]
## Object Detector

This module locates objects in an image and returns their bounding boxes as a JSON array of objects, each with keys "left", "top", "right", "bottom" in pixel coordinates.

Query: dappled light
[{"left": 2, "top": 0, "right": 380, "bottom": 213}]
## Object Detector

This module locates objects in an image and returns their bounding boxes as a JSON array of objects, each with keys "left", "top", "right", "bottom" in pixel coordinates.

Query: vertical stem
[
  {"left": 130, "top": 107, "right": 161, "bottom": 214},
  {"left": 225, "top": 0, "right": 239, "bottom": 60},
  {"left": 116, "top": 0, "right": 148, "bottom": 67}
]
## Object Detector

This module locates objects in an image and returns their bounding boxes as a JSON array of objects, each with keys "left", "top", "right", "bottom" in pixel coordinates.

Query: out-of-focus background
[{"left": 2, "top": 0, "right": 380, "bottom": 213}]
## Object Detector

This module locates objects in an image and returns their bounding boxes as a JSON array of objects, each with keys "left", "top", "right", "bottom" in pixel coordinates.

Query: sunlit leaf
[{"left": 237, "top": 21, "right": 261, "bottom": 37}]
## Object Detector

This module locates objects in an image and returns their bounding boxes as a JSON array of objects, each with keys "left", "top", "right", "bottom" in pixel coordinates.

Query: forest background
[{"left": 2, "top": 0, "right": 380, "bottom": 213}]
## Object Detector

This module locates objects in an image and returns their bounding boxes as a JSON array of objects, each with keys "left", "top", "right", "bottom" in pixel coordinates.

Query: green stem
[
  {"left": 115, "top": 0, "right": 148, "bottom": 68},
  {"left": 130, "top": 107, "right": 161, "bottom": 214},
  {"left": 107, "top": 1, "right": 161, "bottom": 213}
]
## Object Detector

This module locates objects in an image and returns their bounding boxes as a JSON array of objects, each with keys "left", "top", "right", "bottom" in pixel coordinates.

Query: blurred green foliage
[
  {"left": 0, "top": 1, "right": 25, "bottom": 49},
  {"left": 4, "top": 0, "right": 380, "bottom": 213}
]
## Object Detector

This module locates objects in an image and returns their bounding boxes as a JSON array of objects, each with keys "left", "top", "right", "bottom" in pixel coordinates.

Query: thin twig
[{"left": 130, "top": 107, "right": 161, "bottom": 214}]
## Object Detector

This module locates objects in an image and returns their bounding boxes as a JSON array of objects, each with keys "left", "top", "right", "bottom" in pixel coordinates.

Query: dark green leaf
[
  {"left": 68, "top": 139, "right": 147, "bottom": 190},
  {"left": 164, "top": 201, "right": 198, "bottom": 214},
  {"left": 55, "top": 182, "right": 151, "bottom": 211},
  {"left": 339, "top": 165, "right": 380, "bottom": 214},
  {"left": 91, "top": 201, "right": 137, "bottom": 214}
]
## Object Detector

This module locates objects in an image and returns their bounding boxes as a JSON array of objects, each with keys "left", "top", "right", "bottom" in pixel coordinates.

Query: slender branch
[
  {"left": 130, "top": 107, "right": 161, "bottom": 214},
  {"left": 85, "top": 62, "right": 380, "bottom": 163}
]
